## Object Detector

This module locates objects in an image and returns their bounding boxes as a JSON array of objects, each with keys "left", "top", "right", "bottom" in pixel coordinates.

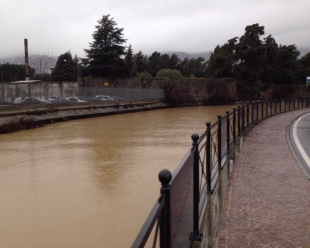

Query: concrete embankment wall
[{"left": 0, "top": 99, "right": 169, "bottom": 128}]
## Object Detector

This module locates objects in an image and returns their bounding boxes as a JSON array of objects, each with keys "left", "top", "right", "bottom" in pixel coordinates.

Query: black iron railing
[{"left": 132, "top": 97, "right": 310, "bottom": 248}]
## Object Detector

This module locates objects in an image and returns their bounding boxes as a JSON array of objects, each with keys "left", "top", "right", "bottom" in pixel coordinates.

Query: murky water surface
[{"left": 0, "top": 105, "right": 235, "bottom": 248}]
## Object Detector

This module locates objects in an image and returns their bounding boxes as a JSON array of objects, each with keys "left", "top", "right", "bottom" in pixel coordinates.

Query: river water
[{"left": 0, "top": 105, "right": 235, "bottom": 248}]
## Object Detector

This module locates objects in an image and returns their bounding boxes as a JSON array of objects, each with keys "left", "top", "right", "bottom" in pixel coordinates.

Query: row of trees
[
  {"left": 52, "top": 14, "right": 208, "bottom": 81},
  {"left": 5, "top": 14, "right": 309, "bottom": 94},
  {"left": 207, "top": 24, "right": 310, "bottom": 98},
  {"left": 0, "top": 63, "right": 35, "bottom": 82},
  {"left": 51, "top": 16, "right": 310, "bottom": 88}
]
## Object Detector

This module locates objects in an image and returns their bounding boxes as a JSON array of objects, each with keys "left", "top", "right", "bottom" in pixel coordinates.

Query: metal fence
[
  {"left": 0, "top": 82, "right": 165, "bottom": 102},
  {"left": 78, "top": 87, "right": 165, "bottom": 101},
  {"left": 132, "top": 97, "right": 310, "bottom": 248}
]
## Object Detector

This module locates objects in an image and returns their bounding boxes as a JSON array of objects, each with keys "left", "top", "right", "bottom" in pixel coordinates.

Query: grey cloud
[{"left": 1, "top": 0, "right": 309, "bottom": 59}]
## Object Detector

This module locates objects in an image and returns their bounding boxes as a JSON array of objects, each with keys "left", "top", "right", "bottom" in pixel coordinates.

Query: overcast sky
[{"left": 1, "top": 0, "right": 310, "bottom": 59}]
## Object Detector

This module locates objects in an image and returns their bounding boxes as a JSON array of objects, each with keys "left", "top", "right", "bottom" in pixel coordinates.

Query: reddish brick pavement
[{"left": 219, "top": 109, "right": 310, "bottom": 248}]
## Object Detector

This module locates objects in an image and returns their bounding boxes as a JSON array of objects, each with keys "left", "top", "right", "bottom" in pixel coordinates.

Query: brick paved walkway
[{"left": 219, "top": 109, "right": 310, "bottom": 248}]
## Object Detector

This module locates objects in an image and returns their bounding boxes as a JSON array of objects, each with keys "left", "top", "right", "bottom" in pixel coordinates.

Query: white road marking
[{"left": 293, "top": 116, "right": 310, "bottom": 169}]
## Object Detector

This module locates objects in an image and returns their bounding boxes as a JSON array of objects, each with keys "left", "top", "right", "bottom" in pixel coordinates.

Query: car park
[
  {"left": 84, "top": 96, "right": 99, "bottom": 102},
  {"left": 21, "top": 97, "right": 51, "bottom": 104},
  {"left": 66, "top": 97, "right": 87, "bottom": 102},
  {"left": 0, "top": 98, "right": 8, "bottom": 105},
  {"left": 5, "top": 98, "right": 13, "bottom": 104},
  {"left": 13, "top": 97, "right": 23, "bottom": 105},
  {"left": 110, "top": 96, "right": 123, "bottom": 101},
  {"left": 48, "top": 96, "right": 59, "bottom": 101},
  {"left": 95, "top": 95, "right": 114, "bottom": 101},
  {"left": 49, "top": 97, "right": 69, "bottom": 103}
]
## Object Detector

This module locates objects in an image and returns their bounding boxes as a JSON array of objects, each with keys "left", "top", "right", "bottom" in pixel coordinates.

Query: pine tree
[
  {"left": 133, "top": 51, "right": 148, "bottom": 74},
  {"left": 124, "top": 44, "right": 135, "bottom": 77},
  {"left": 52, "top": 51, "right": 77, "bottom": 82},
  {"left": 84, "top": 14, "right": 127, "bottom": 78}
]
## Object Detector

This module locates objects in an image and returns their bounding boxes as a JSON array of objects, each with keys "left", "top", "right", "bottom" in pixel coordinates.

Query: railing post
[
  {"left": 247, "top": 103, "right": 249, "bottom": 126},
  {"left": 242, "top": 105, "right": 245, "bottom": 131},
  {"left": 226, "top": 111, "right": 230, "bottom": 155},
  {"left": 217, "top": 115, "right": 222, "bottom": 169},
  {"left": 261, "top": 101, "right": 264, "bottom": 120},
  {"left": 237, "top": 106, "right": 240, "bottom": 137},
  {"left": 233, "top": 108, "right": 236, "bottom": 144},
  {"left": 275, "top": 99, "right": 277, "bottom": 114},
  {"left": 206, "top": 122, "right": 213, "bottom": 194},
  {"left": 256, "top": 102, "right": 258, "bottom": 123},
  {"left": 191, "top": 134, "right": 201, "bottom": 242},
  {"left": 159, "top": 169, "right": 172, "bottom": 248},
  {"left": 251, "top": 102, "right": 254, "bottom": 124}
]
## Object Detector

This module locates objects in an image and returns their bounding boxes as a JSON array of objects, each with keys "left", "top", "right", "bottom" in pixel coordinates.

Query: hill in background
[
  {"left": 164, "top": 51, "right": 212, "bottom": 60},
  {"left": 0, "top": 51, "right": 212, "bottom": 65}
]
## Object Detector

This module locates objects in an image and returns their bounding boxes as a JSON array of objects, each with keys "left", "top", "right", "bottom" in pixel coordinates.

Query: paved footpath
[{"left": 219, "top": 108, "right": 310, "bottom": 248}]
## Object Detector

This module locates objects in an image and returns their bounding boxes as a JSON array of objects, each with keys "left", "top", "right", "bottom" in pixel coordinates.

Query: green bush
[{"left": 155, "top": 69, "right": 183, "bottom": 79}]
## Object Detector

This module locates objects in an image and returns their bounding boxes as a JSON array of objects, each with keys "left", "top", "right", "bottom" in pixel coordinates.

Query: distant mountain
[
  {"left": 164, "top": 51, "right": 212, "bottom": 60},
  {"left": 298, "top": 47, "right": 310, "bottom": 57},
  {"left": 0, "top": 52, "right": 213, "bottom": 66},
  {"left": 0, "top": 55, "right": 57, "bottom": 68},
  {"left": 0, "top": 56, "right": 26, "bottom": 64}
]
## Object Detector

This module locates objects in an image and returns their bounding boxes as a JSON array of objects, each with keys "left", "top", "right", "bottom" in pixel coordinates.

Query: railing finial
[
  {"left": 191, "top": 133, "right": 199, "bottom": 144},
  {"left": 158, "top": 169, "right": 172, "bottom": 186}
]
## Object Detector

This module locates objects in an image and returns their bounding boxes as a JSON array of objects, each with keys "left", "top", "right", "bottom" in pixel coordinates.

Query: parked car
[
  {"left": 66, "top": 97, "right": 87, "bottom": 102},
  {"left": 49, "top": 97, "right": 69, "bottom": 103},
  {"left": 96, "top": 95, "right": 114, "bottom": 101},
  {"left": 5, "top": 98, "right": 13, "bottom": 104},
  {"left": 0, "top": 98, "right": 8, "bottom": 105},
  {"left": 13, "top": 97, "right": 23, "bottom": 105},
  {"left": 110, "top": 96, "right": 123, "bottom": 101},
  {"left": 21, "top": 97, "right": 51, "bottom": 104},
  {"left": 48, "top": 96, "right": 59, "bottom": 101},
  {"left": 85, "top": 96, "right": 100, "bottom": 102}
]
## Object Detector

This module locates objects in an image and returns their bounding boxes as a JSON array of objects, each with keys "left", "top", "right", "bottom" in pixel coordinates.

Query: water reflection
[{"left": 0, "top": 105, "right": 235, "bottom": 248}]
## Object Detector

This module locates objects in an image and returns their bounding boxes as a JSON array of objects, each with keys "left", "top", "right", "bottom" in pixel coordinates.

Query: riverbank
[{"left": 0, "top": 101, "right": 169, "bottom": 134}]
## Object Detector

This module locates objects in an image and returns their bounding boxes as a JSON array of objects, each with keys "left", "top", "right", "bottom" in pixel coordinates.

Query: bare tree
[{"left": 30, "top": 53, "right": 56, "bottom": 80}]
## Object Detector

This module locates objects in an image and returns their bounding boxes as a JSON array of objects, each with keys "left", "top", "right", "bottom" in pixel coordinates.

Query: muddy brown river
[{"left": 0, "top": 105, "right": 236, "bottom": 248}]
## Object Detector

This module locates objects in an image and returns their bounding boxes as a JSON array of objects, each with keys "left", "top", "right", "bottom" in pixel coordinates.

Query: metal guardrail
[{"left": 132, "top": 97, "right": 310, "bottom": 248}]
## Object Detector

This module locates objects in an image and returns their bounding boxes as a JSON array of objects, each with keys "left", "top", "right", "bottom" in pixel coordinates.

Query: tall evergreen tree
[
  {"left": 262, "top": 35, "right": 278, "bottom": 85},
  {"left": 52, "top": 51, "right": 77, "bottom": 82},
  {"left": 207, "top": 37, "right": 237, "bottom": 78},
  {"left": 179, "top": 57, "right": 191, "bottom": 77},
  {"left": 169, "top": 53, "right": 181, "bottom": 70},
  {"left": 160, "top": 54, "right": 170, "bottom": 69},
  {"left": 124, "top": 44, "right": 135, "bottom": 77},
  {"left": 276, "top": 45, "right": 300, "bottom": 84},
  {"left": 234, "top": 24, "right": 266, "bottom": 82},
  {"left": 147, "top": 51, "right": 162, "bottom": 77},
  {"left": 84, "top": 14, "right": 127, "bottom": 78},
  {"left": 134, "top": 51, "right": 148, "bottom": 74},
  {"left": 299, "top": 52, "right": 310, "bottom": 84}
]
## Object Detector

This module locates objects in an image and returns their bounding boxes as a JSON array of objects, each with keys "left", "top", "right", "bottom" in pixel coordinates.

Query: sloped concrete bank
[{"left": 0, "top": 101, "right": 169, "bottom": 133}]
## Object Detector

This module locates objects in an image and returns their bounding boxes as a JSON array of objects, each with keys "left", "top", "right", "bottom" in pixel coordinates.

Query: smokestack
[{"left": 24, "top": 39, "right": 29, "bottom": 80}]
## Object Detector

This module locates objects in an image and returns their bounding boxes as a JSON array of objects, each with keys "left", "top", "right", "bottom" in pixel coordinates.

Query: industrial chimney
[{"left": 24, "top": 39, "right": 30, "bottom": 81}]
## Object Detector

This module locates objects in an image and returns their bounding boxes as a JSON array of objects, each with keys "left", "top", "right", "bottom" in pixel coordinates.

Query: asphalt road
[{"left": 290, "top": 112, "right": 310, "bottom": 176}]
